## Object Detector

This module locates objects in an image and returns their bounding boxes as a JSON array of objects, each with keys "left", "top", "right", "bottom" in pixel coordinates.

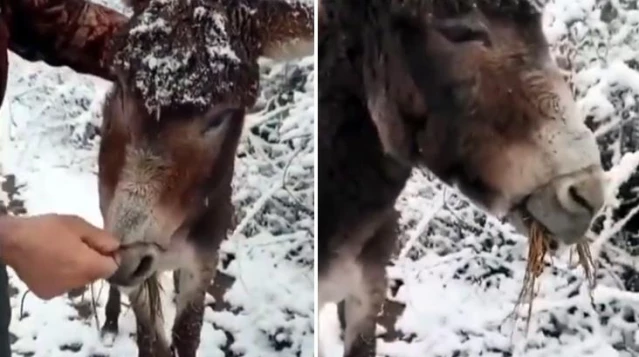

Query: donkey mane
[{"left": 111, "top": 0, "right": 263, "bottom": 116}]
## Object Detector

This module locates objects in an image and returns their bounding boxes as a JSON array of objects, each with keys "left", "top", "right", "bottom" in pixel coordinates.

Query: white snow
[{"left": 0, "top": 3, "right": 314, "bottom": 356}]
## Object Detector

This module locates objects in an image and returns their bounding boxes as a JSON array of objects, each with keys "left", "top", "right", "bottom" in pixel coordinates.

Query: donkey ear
[
  {"left": 362, "top": 11, "right": 482, "bottom": 163},
  {"left": 361, "top": 18, "right": 429, "bottom": 163},
  {"left": 254, "top": 0, "right": 314, "bottom": 61},
  {"left": 365, "top": 80, "right": 415, "bottom": 163}
]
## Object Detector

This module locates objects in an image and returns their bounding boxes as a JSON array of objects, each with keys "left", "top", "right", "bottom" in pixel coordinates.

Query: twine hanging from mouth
[
  {"left": 112, "top": 241, "right": 165, "bottom": 327},
  {"left": 83, "top": 241, "right": 167, "bottom": 335},
  {"left": 509, "top": 219, "right": 596, "bottom": 335}
]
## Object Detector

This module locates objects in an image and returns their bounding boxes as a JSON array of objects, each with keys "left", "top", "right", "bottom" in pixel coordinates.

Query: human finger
[
  {"left": 73, "top": 220, "right": 121, "bottom": 255},
  {"left": 78, "top": 250, "right": 120, "bottom": 282}
]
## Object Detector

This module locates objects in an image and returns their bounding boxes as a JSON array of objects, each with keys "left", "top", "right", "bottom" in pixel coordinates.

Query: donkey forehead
[{"left": 112, "top": 0, "right": 260, "bottom": 115}]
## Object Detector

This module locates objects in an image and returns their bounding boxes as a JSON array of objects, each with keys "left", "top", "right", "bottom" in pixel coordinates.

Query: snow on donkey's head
[
  {"left": 364, "top": 0, "right": 605, "bottom": 244},
  {"left": 99, "top": 0, "right": 313, "bottom": 287}
]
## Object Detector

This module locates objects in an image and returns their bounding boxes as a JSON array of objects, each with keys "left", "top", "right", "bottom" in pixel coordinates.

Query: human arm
[
  {"left": 0, "top": 214, "right": 120, "bottom": 299},
  {"left": 0, "top": 216, "right": 15, "bottom": 254},
  {"left": 6, "top": 0, "right": 128, "bottom": 80}
]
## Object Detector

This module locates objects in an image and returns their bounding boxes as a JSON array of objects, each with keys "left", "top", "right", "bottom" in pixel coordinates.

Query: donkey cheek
[{"left": 157, "top": 237, "right": 198, "bottom": 274}]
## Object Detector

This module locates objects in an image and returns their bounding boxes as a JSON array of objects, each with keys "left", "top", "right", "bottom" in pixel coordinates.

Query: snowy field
[
  {"left": 0, "top": 3, "right": 315, "bottom": 355},
  {"left": 318, "top": 0, "right": 639, "bottom": 356}
]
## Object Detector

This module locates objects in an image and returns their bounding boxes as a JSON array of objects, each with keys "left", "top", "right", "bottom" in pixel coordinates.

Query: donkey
[
  {"left": 318, "top": 0, "right": 606, "bottom": 355},
  {"left": 96, "top": 0, "right": 313, "bottom": 356}
]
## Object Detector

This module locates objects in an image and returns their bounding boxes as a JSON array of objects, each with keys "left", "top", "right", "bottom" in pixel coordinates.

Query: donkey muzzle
[
  {"left": 108, "top": 242, "right": 161, "bottom": 287},
  {"left": 510, "top": 165, "right": 606, "bottom": 245}
]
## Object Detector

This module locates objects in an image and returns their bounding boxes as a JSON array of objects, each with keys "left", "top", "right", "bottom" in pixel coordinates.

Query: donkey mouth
[
  {"left": 108, "top": 242, "right": 164, "bottom": 287},
  {"left": 507, "top": 195, "right": 590, "bottom": 246},
  {"left": 509, "top": 201, "right": 557, "bottom": 242}
]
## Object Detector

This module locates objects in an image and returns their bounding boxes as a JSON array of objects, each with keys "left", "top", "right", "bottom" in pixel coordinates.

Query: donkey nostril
[
  {"left": 568, "top": 185, "right": 594, "bottom": 214},
  {"left": 131, "top": 254, "right": 154, "bottom": 280}
]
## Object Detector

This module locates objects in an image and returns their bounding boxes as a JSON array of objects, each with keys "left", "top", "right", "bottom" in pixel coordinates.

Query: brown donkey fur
[
  {"left": 319, "top": 0, "right": 605, "bottom": 356},
  {"left": 96, "top": 0, "right": 313, "bottom": 356}
]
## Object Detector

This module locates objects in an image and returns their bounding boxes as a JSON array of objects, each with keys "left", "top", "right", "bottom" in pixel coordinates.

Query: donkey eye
[
  {"left": 203, "top": 108, "right": 241, "bottom": 133},
  {"left": 434, "top": 17, "right": 492, "bottom": 47}
]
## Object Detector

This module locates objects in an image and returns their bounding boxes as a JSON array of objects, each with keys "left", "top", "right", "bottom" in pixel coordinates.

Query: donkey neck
[
  {"left": 318, "top": 80, "right": 412, "bottom": 246},
  {"left": 319, "top": 0, "right": 413, "bottom": 246}
]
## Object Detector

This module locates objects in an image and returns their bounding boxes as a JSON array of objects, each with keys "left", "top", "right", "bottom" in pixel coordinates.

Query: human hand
[{"left": 0, "top": 214, "right": 121, "bottom": 300}]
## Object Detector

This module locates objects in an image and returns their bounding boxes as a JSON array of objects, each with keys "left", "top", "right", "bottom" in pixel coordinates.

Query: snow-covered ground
[
  {"left": 0, "top": 6, "right": 314, "bottom": 356},
  {"left": 318, "top": 0, "right": 639, "bottom": 356}
]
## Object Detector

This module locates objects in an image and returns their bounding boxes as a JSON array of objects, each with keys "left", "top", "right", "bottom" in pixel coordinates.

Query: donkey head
[
  {"left": 99, "top": 0, "right": 313, "bottom": 287},
  {"left": 365, "top": 0, "right": 605, "bottom": 244}
]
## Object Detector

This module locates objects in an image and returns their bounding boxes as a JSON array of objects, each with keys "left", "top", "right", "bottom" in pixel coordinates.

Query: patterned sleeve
[{"left": 7, "top": 0, "right": 128, "bottom": 80}]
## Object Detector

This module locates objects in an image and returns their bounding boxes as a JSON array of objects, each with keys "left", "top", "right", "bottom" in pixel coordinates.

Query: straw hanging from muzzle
[{"left": 511, "top": 220, "right": 596, "bottom": 334}]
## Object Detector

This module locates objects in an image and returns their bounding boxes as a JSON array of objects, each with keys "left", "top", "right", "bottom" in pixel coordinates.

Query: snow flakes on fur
[{"left": 112, "top": 0, "right": 260, "bottom": 116}]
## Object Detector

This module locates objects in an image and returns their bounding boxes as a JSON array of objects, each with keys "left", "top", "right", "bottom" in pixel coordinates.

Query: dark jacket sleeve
[{"left": 6, "top": 0, "right": 128, "bottom": 81}]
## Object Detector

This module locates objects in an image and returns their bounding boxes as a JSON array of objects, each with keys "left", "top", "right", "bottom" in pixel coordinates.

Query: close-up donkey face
[
  {"left": 98, "top": 0, "right": 312, "bottom": 288},
  {"left": 367, "top": 0, "right": 606, "bottom": 244}
]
